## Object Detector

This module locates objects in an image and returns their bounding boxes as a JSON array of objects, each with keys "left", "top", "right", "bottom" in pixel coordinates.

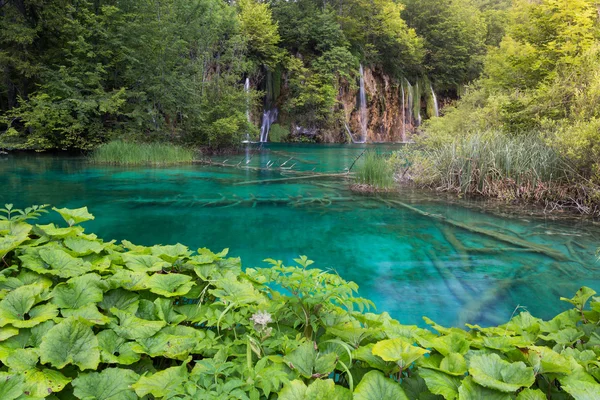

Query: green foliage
[
  {"left": 268, "top": 124, "right": 289, "bottom": 143},
  {"left": 90, "top": 141, "right": 195, "bottom": 165},
  {"left": 423, "top": 0, "right": 600, "bottom": 190},
  {"left": 354, "top": 151, "right": 396, "bottom": 190},
  {"left": 401, "top": 0, "right": 488, "bottom": 88},
  {"left": 405, "top": 132, "right": 572, "bottom": 200},
  {"left": 1, "top": 206, "right": 600, "bottom": 398}
]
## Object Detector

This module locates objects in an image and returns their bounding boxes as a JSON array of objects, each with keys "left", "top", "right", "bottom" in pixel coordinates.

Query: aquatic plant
[
  {"left": 1, "top": 205, "right": 599, "bottom": 398},
  {"left": 405, "top": 132, "right": 576, "bottom": 200},
  {"left": 354, "top": 151, "right": 396, "bottom": 190},
  {"left": 90, "top": 141, "right": 195, "bottom": 165}
]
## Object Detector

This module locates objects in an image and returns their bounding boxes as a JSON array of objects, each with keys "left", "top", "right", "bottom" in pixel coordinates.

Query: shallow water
[{"left": 1, "top": 143, "right": 599, "bottom": 327}]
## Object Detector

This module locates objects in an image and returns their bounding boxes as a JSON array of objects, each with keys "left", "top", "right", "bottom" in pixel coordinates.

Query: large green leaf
[
  {"left": 430, "top": 333, "right": 471, "bottom": 356},
  {"left": 284, "top": 342, "right": 337, "bottom": 379},
  {"left": 136, "top": 327, "right": 198, "bottom": 360},
  {"left": 418, "top": 353, "right": 467, "bottom": 376},
  {"left": 23, "top": 368, "right": 71, "bottom": 398},
  {"left": 34, "top": 223, "right": 84, "bottom": 239},
  {"left": 61, "top": 303, "right": 112, "bottom": 325},
  {"left": 353, "top": 343, "right": 396, "bottom": 373},
  {"left": 64, "top": 237, "right": 106, "bottom": 255},
  {"left": 151, "top": 244, "right": 192, "bottom": 263},
  {"left": 0, "top": 372, "right": 26, "bottom": 400},
  {"left": 98, "top": 289, "right": 139, "bottom": 314},
  {"left": 107, "top": 270, "right": 149, "bottom": 291},
  {"left": 5, "top": 348, "right": 38, "bottom": 371},
  {"left": 0, "top": 228, "right": 30, "bottom": 259},
  {"left": 468, "top": 353, "right": 535, "bottom": 392},
  {"left": 353, "top": 370, "right": 409, "bottom": 400},
  {"left": 39, "top": 317, "right": 100, "bottom": 370},
  {"left": 457, "top": 376, "right": 512, "bottom": 400},
  {"left": 97, "top": 330, "right": 143, "bottom": 365},
  {"left": 39, "top": 248, "right": 92, "bottom": 278},
  {"left": 419, "top": 368, "right": 461, "bottom": 400},
  {"left": 121, "top": 253, "right": 169, "bottom": 273},
  {"left": 527, "top": 346, "right": 572, "bottom": 374},
  {"left": 372, "top": 338, "right": 429, "bottom": 369},
  {"left": 51, "top": 273, "right": 105, "bottom": 309},
  {"left": 52, "top": 206, "right": 95, "bottom": 225},
  {"left": 559, "top": 371, "right": 600, "bottom": 400},
  {"left": 72, "top": 368, "right": 140, "bottom": 400},
  {"left": 109, "top": 308, "right": 165, "bottom": 340},
  {"left": 210, "top": 273, "right": 264, "bottom": 304},
  {"left": 131, "top": 360, "right": 188, "bottom": 398},
  {"left": 0, "top": 283, "right": 56, "bottom": 328},
  {"left": 146, "top": 273, "right": 194, "bottom": 297}
]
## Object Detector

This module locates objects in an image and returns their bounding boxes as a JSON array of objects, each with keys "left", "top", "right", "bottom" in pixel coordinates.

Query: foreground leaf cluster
[{"left": 0, "top": 206, "right": 599, "bottom": 399}]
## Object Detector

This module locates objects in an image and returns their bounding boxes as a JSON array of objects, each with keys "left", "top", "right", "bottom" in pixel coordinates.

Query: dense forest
[{"left": 1, "top": 0, "right": 509, "bottom": 149}]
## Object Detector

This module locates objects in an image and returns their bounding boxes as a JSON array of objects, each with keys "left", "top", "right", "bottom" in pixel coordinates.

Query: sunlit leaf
[
  {"left": 39, "top": 317, "right": 100, "bottom": 370},
  {"left": 468, "top": 353, "right": 535, "bottom": 392},
  {"left": 353, "top": 370, "right": 409, "bottom": 400},
  {"left": 72, "top": 368, "right": 139, "bottom": 400},
  {"left": 52, "top": 206, "right": 95, "bottom": 225}
]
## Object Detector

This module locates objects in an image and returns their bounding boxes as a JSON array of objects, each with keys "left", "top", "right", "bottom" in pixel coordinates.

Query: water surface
[{"left": 1, "top": 144, "right": 599, "bottom": 327}]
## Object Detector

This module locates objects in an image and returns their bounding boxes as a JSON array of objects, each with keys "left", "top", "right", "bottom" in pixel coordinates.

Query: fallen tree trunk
[{"left": 381, "top": 199, "right": 569, "bottom": 262}]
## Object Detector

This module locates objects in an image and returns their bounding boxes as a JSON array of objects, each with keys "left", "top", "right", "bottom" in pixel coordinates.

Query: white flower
[{"left": 250, "top": 310, "right": 273, "bottom": 327}]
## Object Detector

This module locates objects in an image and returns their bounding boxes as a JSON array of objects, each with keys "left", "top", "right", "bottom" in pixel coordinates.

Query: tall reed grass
[
  {"left": 409, "top": 132, "right": 573, "bottom": 200},
  {"left": 90, "top": 141, "right": 195, "bottom": 165},
  {"left": 354, "top": 151, "right": 396, "bottom": 190}
]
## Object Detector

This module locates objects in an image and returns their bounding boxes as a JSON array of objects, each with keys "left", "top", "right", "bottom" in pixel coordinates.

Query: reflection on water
[{"left": 1, "top": 144, "right": 599, "bottom": 327}]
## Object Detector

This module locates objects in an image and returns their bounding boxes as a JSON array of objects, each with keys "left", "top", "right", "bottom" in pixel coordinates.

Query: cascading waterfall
[
  {"left": 244, "top": 78, "right": 250, "bottom": 122},
  {"left": 414, "top": 82, "right": 422, "bottom": 126},
  {"left": 358, "top": 64, "right": 368, "bottom": 143},
  {"left": 405, "top": 78, "right": 414, "bottom": 127},
  {"left": 259, "top": 108, "right": 278, "bottom": 143},
  {"left": 430, "top": 83, "right": 439, "bottom": 117},
  {"left": 401, "top": 81, "right": 406, "bottom": 142},
  {"left": 243, "top": 78, "right": 251, "bottom": 143}
]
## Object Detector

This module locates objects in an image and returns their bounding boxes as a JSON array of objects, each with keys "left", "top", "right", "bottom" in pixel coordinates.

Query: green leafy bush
[
  {"left": 90, "top": 141, "right": 195, "bottom": 165},
  {"left": 1, "top": 205, "right": 600, "bottom": 399}
]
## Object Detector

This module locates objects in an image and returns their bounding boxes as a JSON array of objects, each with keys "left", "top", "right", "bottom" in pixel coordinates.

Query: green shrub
[
  {"left": 1, "top": 204, "right": 600, "bottom": 399},
  {"left": 354, "top": 151, "right": 396, "bottom": 190},
  {"left": 90, "top": 141, "right": 195, "bottom": 165},
  {"left": 267, "top": 124, "right": 289, "bottom": 142}
]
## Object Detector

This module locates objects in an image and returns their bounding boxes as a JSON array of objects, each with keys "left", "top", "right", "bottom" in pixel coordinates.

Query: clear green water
[{"left": 1, "top": 143, "right": 599, "bottom": 327}]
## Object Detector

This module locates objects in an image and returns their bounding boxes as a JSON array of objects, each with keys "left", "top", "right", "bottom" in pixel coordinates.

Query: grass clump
[
  {"left": 353, "top": 151, "right": 396, "bottom": 191},
  {"left": 406, "top": 132, "right": 576, "bottom": 201},
  {"left": 90, "top": 141, "right": 195, "bottom": 165}
]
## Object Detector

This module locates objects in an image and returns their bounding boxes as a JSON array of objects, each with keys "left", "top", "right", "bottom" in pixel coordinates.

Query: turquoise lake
[{"left": 1, "top": 143, "right": 599, "bottom": 328}]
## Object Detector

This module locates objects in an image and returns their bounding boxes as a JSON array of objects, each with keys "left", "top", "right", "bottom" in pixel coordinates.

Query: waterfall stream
[
  {"left": 430, "top": 83, "right": 439, "bottom": 118},
  {"left": 244, "top": 78, "right": 250, "bottom": 122},
  {"left": 405, "top": 78, "right": 414, "bottom": 128},
  {"left": 358, "top": 65, "right": 368, "bottom": 143},
  {"left": 401, "top": 81, "right": 406, "bottom": 142},
  {"left": 259, "top": 108, "right": 278, "bottom": 143}
]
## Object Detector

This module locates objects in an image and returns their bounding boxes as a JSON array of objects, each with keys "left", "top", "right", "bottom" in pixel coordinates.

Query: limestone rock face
[{"left": 337, "top": 67, "right": 415, "bottom": 143}]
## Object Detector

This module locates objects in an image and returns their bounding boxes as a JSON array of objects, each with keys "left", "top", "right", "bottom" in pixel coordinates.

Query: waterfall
[
  {"left": 358, "top": 64, "right": 368, "bottom": 143},
  {"left": 344, "top": 121, "right": 361, "bottom": 144},
  {"left": 405, "top": 78, "right": 414, "bottom": 127},
  {"left": 244, "top": 77, "right": 250, "bottom": 122},
  {"left": 430, "top": 83, "right": 439, "bottom": 117},
  {"left": 259, "top": 108, "right": 278, "bottom": 143},
  {"left": 401, "top": 81, "right": 406, "bottom": 142},
  {"left": 415, "top": 82, "right": 422, "bottom": 126}
]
